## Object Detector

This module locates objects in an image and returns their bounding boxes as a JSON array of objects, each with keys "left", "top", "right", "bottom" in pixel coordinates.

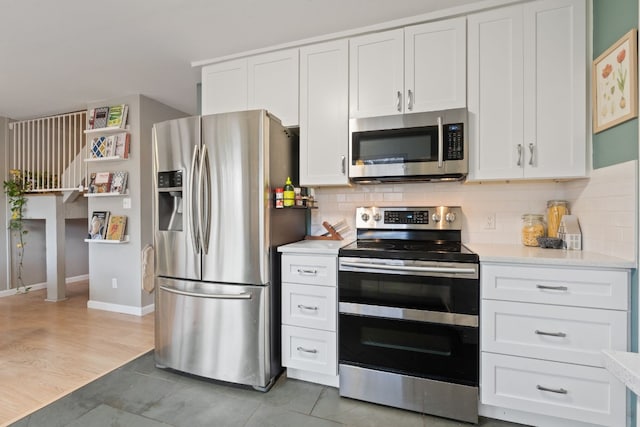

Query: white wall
[
  {"left": 311, "top": 160, "right": 636, "bottom": 261},
  {"left": 0, "top": 117, "right": 8, "bottom": 290}
]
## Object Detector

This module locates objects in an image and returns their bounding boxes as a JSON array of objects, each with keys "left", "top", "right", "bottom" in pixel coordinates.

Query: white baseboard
[
  {"left": 87, "top": 300, "right": 155, "bottom": 317},
  {"left": 0, "top": 274, "right": 90, "bottom": 298}
]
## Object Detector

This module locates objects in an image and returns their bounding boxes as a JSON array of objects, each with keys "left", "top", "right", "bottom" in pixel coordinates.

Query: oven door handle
[
  {"left": 339, "top": 302, "right": 478, "bottom": 328},
  {"left": 340, "top": 261, "right": 477, "bottom": 275}
]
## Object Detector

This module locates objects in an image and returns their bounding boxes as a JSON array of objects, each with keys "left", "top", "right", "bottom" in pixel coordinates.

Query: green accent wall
[{"left": 592, "top": 0, "right": 638, "bottom": 169}]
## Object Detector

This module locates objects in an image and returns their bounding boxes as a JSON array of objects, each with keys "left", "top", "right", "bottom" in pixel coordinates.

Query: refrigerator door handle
[
  {"left": 189, "top": 145, "right": 201, "bottom": 253},
  {"left": 198, "top": 144, "right": 212, "bottom": 254},
  {"left": 159, "top": 285, "right": 252, "bottom": 300}
]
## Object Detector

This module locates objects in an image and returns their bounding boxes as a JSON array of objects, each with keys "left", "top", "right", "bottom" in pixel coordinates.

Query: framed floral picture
[{"left": 592, "top": 29, "right": 638, "bottom": 133}]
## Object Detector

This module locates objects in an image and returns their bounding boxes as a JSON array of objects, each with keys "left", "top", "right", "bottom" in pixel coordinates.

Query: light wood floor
[{"left": 0, "top": 281, "right": 154, "bottom": 427}]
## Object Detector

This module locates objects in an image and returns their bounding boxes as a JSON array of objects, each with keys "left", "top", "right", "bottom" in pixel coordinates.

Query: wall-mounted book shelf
[
  {"left": 84, "top": 156, "right": 128, "bottom": 162},
  {"left": 84, "top": 126, "right": 129, "bottom": 135},
  {"left": 84, "top": 190, "right": 129, "bottom": 198},
  {"left": 84, "top": 236, "right": 130, "bottom": 244}
]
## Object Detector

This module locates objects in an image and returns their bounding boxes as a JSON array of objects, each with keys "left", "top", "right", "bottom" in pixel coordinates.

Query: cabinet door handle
[
  {"left": 529, "top": 143, "right": 535, "bottom": 166},
  {"left": 516, "top": 144, "right": 523, "bottom": 167},
  {"left": 341, "top": 155, "right": 346, "bottom": 174},
  {"left": 535, "top": 330, "right": 567, "bottom": 338},
  {"left": 407, "top": 89, "right": 413, "bottom": 110},
  {"left": 297, "top": 346, "right": 318, "bottom": 354},
  {"left": 536, "top": 385, "right": 567, "bottom": 394},
  {"left": 297, "top": 304, "right": 319, "bottom": 311},
  {"left": 396, "top": 91, "right": 402, "bottom": 112},
  {"left": 536, "top": 284, "right": 568, "bottom": 291},
  {"left": 297, "top": 268, "right": 318, "bottom": 275}
]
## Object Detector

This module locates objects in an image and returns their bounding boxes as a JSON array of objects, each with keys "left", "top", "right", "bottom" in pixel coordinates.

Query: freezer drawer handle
[
  {"left": 297, "top": 268, "right": 318, "bottom": 276},
  {"left": 296, "top": 346, "right": 318, "bottom": 354},
  {"left": 536, "top": 385, "right": 568, "bottom": 394},
  {"left": 160, "top": 285, "right": 252, "bottom": 300},
  {"left": 535, "top": 330, "right": 567, "bottom": 338},
  {"left": 536, "top": 284, "right": 568, "bottom": 291},
  {"left": 297, "top": 304, "right": 319, "bottom": 311}
]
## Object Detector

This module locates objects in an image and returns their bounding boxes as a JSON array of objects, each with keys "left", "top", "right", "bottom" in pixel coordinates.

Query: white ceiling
[{"left": 1, "top": 0, "right": 484, "bottom": 120}]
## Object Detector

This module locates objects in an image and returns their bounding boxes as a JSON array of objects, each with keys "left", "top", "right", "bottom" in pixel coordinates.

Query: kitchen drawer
[
  {"left": 481, "top": 264, "right": 629, "bottom": 310},
  {"left": 481, "top": 353, "right": 625, "bottom": 426},
  {"left": 282, "top": 283, "right": 336, "bottom": 331},
  {"left": 482, "top": 300, "right": 627, "bottom": 367},
  {"left": 282, "top": 325, "right": 337, "bottom": 376},
  {"left": 282, "top": 254, "right": 337, "bottom": 287}
]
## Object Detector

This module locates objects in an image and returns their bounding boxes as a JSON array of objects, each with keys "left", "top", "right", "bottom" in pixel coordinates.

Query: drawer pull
[
  {"left": 535, "top": 330, "right": 567, "bottom": 338},
  {"left": 536, "top": 284, "right": 568, "bottom": 291},
  {"left": 297, "top": 268, "right": 318, "bottom": 276},
  {"left": 536, "top": 385, "right": 568, "bottom": 394},
  {"left": 296, "top": 346, "right": 318, "bottom": 354},
  {"left": 297, "top": 304, "right": 319, "bottom": 311}
]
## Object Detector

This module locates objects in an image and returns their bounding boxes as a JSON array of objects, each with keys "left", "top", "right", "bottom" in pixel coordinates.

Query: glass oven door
[{"left": 339, "top": 312, "right": 478, "bottom": 386}]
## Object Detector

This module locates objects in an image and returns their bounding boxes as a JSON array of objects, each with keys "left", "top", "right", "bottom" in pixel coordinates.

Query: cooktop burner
[{"left": 339, "top": 206, "right": 478, "bottom": 263}]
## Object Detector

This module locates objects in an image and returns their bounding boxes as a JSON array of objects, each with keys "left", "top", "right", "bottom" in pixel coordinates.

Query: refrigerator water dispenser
[{"left": 157, "top": 170, "right": 183, "bottom": 231}]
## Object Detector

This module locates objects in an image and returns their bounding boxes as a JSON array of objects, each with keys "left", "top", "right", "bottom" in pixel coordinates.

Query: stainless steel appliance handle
[
  {"left": 517, "top": 144, "right": 523, "bottom": 166},
  {"left": 297, "top": 304, "right": 319, "bottom": 311},
  {"left": 535, "top": 330, "right": 567, "bottom": 338},
  {"left": 160, "top": 285, "right": 252, "bottom": 300},
  {"left": 437, "top": 116, "right": 444, "bottom": 168},
  {"left": 339, "top": 302, "right": 478, "bottom": 328},
  {"left": 198, "top": 144, "right": 212, "bottom": 255},
  {"left": 296, "top": 346, "right": 318, "bottom": 354},
  {"left": 340, "top": 261, "right": 476, "bottom": 275},
  {"left": 407, "top": 89, "right": 413, "bottom": 110},
  {"left": 536, "top": 284, "right": 568, "bottom": 291},
  {"left": 297, "top": 268, "right": 318, "bottom": 275},
  {"left": 529, "top": 143, "right": 535, "bottom": 166},
  {"left": 536, "top": 385, "right": 567, "bottom": 394},
  {"left": 341, "top": 155, "right": 346, "bottom": 175},
  {"left": 189, "top": 145, "right": 200, "bottom": 253},
  {"left": 396, "top": 91, "right": 402, "bottom": 112}
]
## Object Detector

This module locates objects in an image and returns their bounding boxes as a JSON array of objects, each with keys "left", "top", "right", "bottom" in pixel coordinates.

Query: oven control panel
[{"left": 356, "top": 206, "right": 462, "bottom": 230}]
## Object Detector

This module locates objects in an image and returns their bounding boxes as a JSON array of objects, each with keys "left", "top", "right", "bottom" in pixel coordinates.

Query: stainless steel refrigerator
[{"left": 152, "top": 110, "right": 305, "bottom": 391}]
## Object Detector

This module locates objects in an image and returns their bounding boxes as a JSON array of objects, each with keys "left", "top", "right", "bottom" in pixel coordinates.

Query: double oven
[{"left": 338, "top": 207, "right": 479, "bottom": 424}]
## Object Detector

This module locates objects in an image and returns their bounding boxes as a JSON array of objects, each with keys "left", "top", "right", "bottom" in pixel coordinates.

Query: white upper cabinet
[
  {"left": 201, "top": 49, "right": 299, "bottom": 127},
  {"left": 248, "top": 49, "right": 299, "bottom": 127},
  {"left": 349, "top": 17, "right": 466, "bottom": 118},
  {"left": 201, "top": 58, "right": 248, "bottom": 116},
  {"left": 299, "top": 39, "right": 349, "bottom": 186},
  {"left": 467, "top": 0, "right": 586, "bottom": 181}
]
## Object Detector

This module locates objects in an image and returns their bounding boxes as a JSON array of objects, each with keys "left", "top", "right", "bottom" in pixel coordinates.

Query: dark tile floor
[{"left": 10, "top": 352, "right": 526, "bottom": 427}]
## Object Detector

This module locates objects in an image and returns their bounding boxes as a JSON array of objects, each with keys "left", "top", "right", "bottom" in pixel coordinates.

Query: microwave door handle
[
  {"left": 189, "top": 145, "right": 200, "bottom": 253},
  {"left": 437, "top": 116, "right": 444, "bottom": 168}
]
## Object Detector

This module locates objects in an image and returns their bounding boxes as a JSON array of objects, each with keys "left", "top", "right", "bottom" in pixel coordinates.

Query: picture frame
[{"left": 592, "top": 29, "right": 638, "bottom": 133}]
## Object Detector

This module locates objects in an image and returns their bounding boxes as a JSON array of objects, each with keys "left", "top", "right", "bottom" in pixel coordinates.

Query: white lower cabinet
[
  {"left": 480, "top": 262, "right": 630, "bottom": 426},
  {"left": 280, "top": 253, "right": 339, "bottom": 387}
]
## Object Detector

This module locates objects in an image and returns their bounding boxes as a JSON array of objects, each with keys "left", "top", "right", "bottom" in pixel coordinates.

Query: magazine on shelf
[
  {"left": 88, "top": 172, "right": 97, "bottom": 193},
  {"left": 87, "top": 108, "right": 95, "bottom": 130},
  {"left": 93, "top": 106, "right": 109, "bottom": 128},
  {"left": 94, "top": 172, "right": 112, "bottom": 193},
  {"left": 111, "top": 132, "right": 130, "bottom": 158},
  {"left": 110, "top": 171, "right": 128, "bottom": 194},
  {"left": 106, "top": 215, "right": 127, "bottom": 241},
  {"left": 90, "top": 135, "right": 112, "bottom": 158},
  {"left": 88, "top": 211, "right": 110, "bottom": 239},
  {"left": 107, "top": 104, "right": 127, "bottom": 128}
]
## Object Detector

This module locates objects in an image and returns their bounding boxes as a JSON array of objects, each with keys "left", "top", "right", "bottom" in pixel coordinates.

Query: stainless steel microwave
[{"left": 349, "top": 110, "right": 468, "bottom": 183}]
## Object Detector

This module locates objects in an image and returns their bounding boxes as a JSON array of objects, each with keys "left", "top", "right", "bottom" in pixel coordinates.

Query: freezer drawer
[{"left": 155, "top": 277, "right": 275, "bottom": 389}]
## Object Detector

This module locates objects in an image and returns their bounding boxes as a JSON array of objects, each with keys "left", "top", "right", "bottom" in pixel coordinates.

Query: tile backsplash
[{"left": 310, "top": 160, "right": 637, "bottom": 261}]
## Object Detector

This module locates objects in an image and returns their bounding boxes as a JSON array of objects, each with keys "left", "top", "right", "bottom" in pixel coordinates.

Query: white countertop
[
  {"left": 465, "top": 243, "right": 635, "bottom": 269},
  {"left": 278, "top": 239, "right": 354, "bottom": 255},
  {"left": 603, "top": 350, "right": 640, "bottom": 396}
]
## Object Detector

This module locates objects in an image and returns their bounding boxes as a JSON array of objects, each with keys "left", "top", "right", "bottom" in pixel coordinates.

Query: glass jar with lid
[
  {"left": 546, "top": 200, "right": 569, "bottom": 238},
  {"left": 521, "top": 214, "right": 545, "bottom": 246}
]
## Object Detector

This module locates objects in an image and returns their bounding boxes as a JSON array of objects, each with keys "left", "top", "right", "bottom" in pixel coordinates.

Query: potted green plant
[{"left": 4, "top": 169, "right": 29, "bottom": 293}]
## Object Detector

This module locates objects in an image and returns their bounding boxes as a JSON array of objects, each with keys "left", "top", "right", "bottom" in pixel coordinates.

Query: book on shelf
[
  {"left": 89, "top": 135, "right": 113, "bottom": 159},
  {"left": 93, "top": 171, "right": 112, "bottom": 193},
  {"left": 105, "top": 215, "right": 127, "bottom": 241},
  {"left": 110, "top": 171, "right": 128, "bottom": 194},
  {"left": 93, "top": 106, "right": 109, "bottom": 128},
  {"left": 111, "top": 132, "right": 130, "bottom": 158},
  {"left": 88, "top": 211, "right": 110, "bottom": 240},
  {"left": 107, "top": 104, "right": 127, "bottom": 128},
  {"left": 87, "top": 108, "right": 95, "bottom": 130}
]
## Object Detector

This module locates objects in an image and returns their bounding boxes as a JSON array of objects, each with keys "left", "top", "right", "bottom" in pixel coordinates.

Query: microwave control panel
[{"left": 445, "top": 123, "right": 464, "bottom": 160}]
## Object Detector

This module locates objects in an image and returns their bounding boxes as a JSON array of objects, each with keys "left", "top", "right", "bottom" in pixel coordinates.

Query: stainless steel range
[{"left": 338, "top": 206, "right": 479, "bottom": 424}]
